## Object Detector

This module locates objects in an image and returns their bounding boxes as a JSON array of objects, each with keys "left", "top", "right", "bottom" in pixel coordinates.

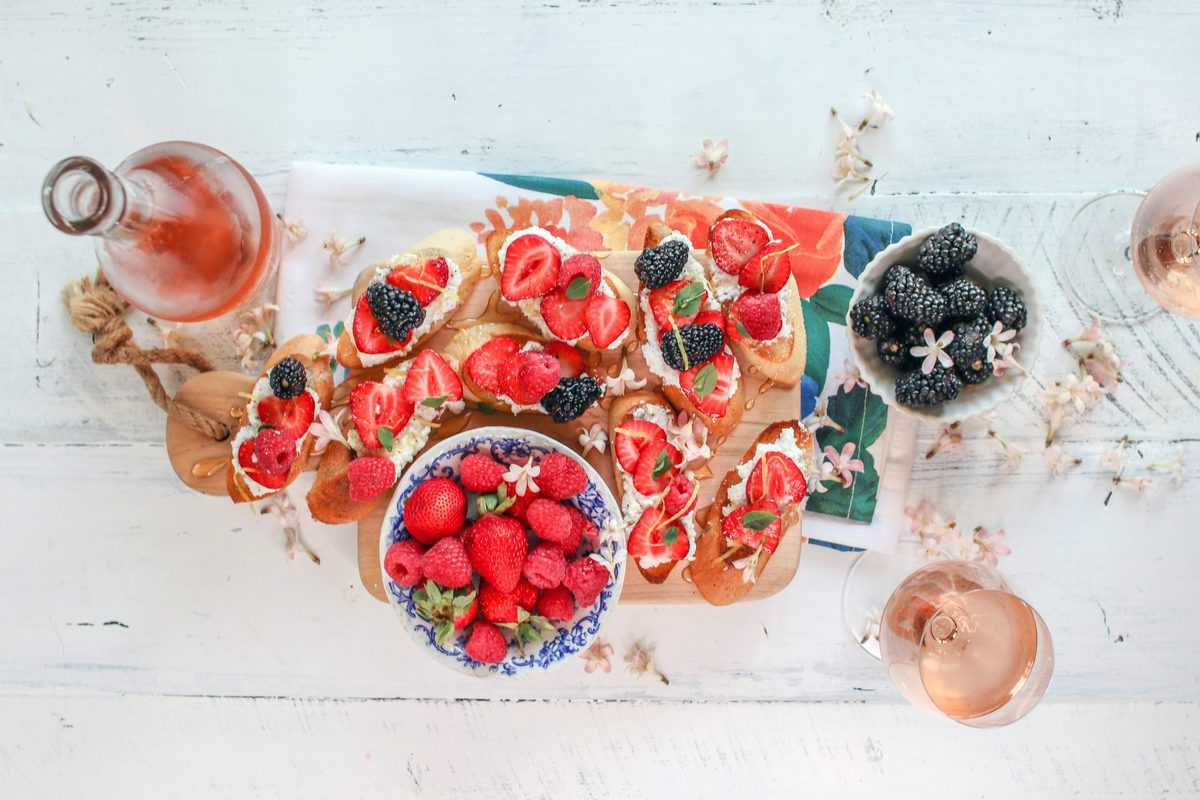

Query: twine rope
[{"left": 62, "top": 273, "right": 231, "bottom": 441}]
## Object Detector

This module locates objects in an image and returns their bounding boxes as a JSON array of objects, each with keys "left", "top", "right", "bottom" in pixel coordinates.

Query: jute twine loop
[{"left": 62, "top": 273, "right": 231, "bottom": 441}]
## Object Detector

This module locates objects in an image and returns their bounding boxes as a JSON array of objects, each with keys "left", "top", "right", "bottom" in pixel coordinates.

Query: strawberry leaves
[
  {"left": 496, "top": 606, "right": 557, "bottom": 654},
  {"left": 476, "top": 482, "right": 516, "bottom": 516}
]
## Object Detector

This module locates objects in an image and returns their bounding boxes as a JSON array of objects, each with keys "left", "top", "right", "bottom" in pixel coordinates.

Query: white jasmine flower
[
  {"left": 314, "top": 285, "right": 353, "bottom": 306},
  {"left": 971, "top": 526, "right": 1011, "bottom": 567},
  {"left": 692, "top": 138, "right": 729, "bottom": 176},
  {"left": 307, "top": 408, "right": 349, "bottom": 455},
  {"left": 582, "top": 639, "right": 614, "bottom": 674},
  {"left": 276, "top": 214, "right": 307, "bottom": 242},
  {"left": 605, "top": 361, "right": 646, "bottom": 397},
  {"left": 624, "top": 640, "right": 669, "bottom": 685},
  {"left": 322, "top": 232, "right": 366, "bottom": 268},
  {"left": 730, "top": 548, "right": 762, "bottom": 584},
  {"left": 985, "top": 321, "right": 1018, "bottom": 362},
  {"left": 667, "top": 411, "right": 711, "bottom": 464},
  {"left": 910, "top": 328, "right": 955, "bottom": 374},
  {"left": 503, "top": 460, "right": 540, "bottom": 497},
  {"left": 579, "top": 423, "right": 608, "bottom": 455},
  {"left": 804, "top": 398, "right": 844, "bottom": 434},
  {"left": 260, "top": 492, "right": 319, "bottom": 564},
  {"left": 1044, "top": 444, "right": 1081, "bottom": 476},
  {"left": 864, "top": 89, "right": 895, "bottom": 124}
]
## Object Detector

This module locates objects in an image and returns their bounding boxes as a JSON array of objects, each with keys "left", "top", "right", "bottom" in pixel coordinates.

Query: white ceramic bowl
[
  {"left": 379, "top": 426, "right": 626, "bottom": 677},
  {"left": 847, "top": 227, "right": 1041, "bottom": 423}
]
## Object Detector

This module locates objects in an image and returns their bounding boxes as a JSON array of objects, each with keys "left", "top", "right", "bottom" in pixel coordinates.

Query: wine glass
[
  {"left": 1059, "top": 165, "right": 1200, "bottom": 324},
  {"left": 877, "top": 560, "right": 1053, "bottom": 727}
]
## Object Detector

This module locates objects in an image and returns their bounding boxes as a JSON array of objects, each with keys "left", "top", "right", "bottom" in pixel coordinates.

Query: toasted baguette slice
[
  {"left": 336, "top": 229, "right": 484, "bottom": 370},
  {"left": 689, "top": 421, "right": 815, "bottom": 606},
  {"left": 501, "top": 268, "right": 638, "bottom": 354},
  {"left": 227, "top": 334, "right": 335, "bottom": 504},
  {"left": 726, "top": 275, "right": 806, "bottom": 387}
]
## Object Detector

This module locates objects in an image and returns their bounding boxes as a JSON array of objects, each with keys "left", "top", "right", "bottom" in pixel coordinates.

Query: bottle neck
[{"left": 42, "top": 156, "right": 147, "bottom": 236}]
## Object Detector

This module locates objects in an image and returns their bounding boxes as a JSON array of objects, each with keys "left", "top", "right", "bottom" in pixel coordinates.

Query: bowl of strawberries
[{"left": 379, "top": 427, "right": 625, "bottom": 676}]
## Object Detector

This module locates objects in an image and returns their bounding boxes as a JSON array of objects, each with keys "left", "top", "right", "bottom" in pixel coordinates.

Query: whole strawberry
[
  {"left": 478, "top": 582, "right": 520, "bottom": 624},
  {"left": 347, "top": 456, "right": 396, "bottom": 501},
  {"left": 464, "top": 621, "right": 509, "bottom": 664},
  {"left": 404, "top": 477, "right": 467, "bottom": 544},
  {"left": 536, "top": 585, "right": 575, "bottom": 622},
  {"left": 383, "top": 538, "right": 426, "bottom": 587},
  {"left": 420, "top": 536, "right": 473, "bottom": 589},
  {"left": 512, "top": 577, "right": 540, "bottom": 611},
  {"left": 525, "top": 499, "right": 574, "bottom": 545},
  {"left": 460, "top": 453, "right": 506, "bottom": 493},
  {"left": 563, "top": 557, "right": 610, "bottom": 608},
  {"left": 465, "top": 513, "right": 528, "bottom": 593},
  {"left": 523, "top": 544, "right": 567, "bottom": 589},
  {"left": 537, "top": 452, "right": 587, "bottom": 500}
]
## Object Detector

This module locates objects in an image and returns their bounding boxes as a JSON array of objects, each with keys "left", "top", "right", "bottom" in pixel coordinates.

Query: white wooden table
[{"left": 4, "top": 1, "right": 1200, "bottom": 797}]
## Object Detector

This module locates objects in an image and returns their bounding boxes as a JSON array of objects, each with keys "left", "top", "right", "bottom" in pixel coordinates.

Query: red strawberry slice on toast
[
  {"left": 544, "top": 341, "right": 584, "bottom": 378},
  {"left": 730, "top": 292, "right": 783, "bottom": 341},
  {"left": 352, "top": 293, "right": 410, "bottom": 354},
  {"left": 648, "top": 279, "right": 706, "bottom": 330},
  {"left": 613, "top": 419, "right": 667, "bottom": 473},
  {"left": 256, "top": 391, "right": 316, "bottom": 442},
  {"left": 236, "top": 438, "right": 290, "bottom": 490},
  {"left": 632, "top": 441, "right": 682, "bottom": 496},
  {"left": 402, "top": 350, "right": 463, "bottom": 407},
  {"left": 387, "top": 255, "right": 450, "bottom": 306},
  {"left": 465, "top": 336, "right": 521, "bottom": 394},
  {"left": 722, "top": 499, "right": 783, "bottom": 553},
  {"left": 680, "top": 351, "right": 736, "bottom": 417},
  {"left": 738, "top": 241, "right": 793, "bottom": 294},
  {"left": 557, "top": 253, "right": 602, "bottom": 297},
  {"left": 627, "top": 505, "right": 690, "bottom": 564},
  {"left": 501, "top": 234, "right": 560, "bottom": 300},
  {"left": 350, "top": 380, "right": 414, "bottom": 450},
  {"left": 540, "top": 290, "right": 589, "bottom": 340},
  {"left": 709, "top": 216, "right": 770, "bottom": 275},
  {"left": 747, "top": 451, "right": 807, "bottom": 506},
  {"left": 584, "top": 293, "right": 630, "bottom": 348}
]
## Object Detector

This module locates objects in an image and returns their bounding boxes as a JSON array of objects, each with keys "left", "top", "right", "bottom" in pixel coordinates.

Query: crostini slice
[{"left": 227, "top": 334, "right": 334, "bottom": 503}]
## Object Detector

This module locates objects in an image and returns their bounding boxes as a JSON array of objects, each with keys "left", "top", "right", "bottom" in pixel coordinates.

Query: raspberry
[
  {"left": 525, "top": 499, "right": 574, "bottom": 544},
  {"left": 522, "top": 544, "right": 567, "bottom": 589},
  {"left": 460, "top": 453, "right": 506, "bottom": 493},
  {"left": 347, "top": 456, "right": 396, "bottom": 501},
  {"left": 664, "top": 473, "right": 696, "bottom": 516},
  {"left": 513, "top": 577, "right": 540, "bottom": 611},
  {"left": 252, "top": 428, "right": 296, "bottom": 476},
  {"left": 558, "top": 505, "right": 589, "bottom": 556},
  {"left": 478, "top": 582, "right": 520, "bottom": 624},
  {"left": 383, "top": 539, "right": 426, "bottom": 587},
  {"left": 509, "top": 352, "right": 561, "bottom": 405},
  {"left": 420, "top": 536, "right": 473, "bottom": 589},
  {"left": 537, "top": 452, "right": 587, "bottom": 500},
  {"left": 464, "top": 622, "right": 508, "bottom": 664},
  {"left": 563, "top": 557, "right": 610, "bottom": 608},
  {"left": 536, "top": 586, "right": 576, "bottom": 622}
]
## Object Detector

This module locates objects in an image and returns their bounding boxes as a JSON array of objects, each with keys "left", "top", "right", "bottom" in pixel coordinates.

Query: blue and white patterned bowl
[{"left": 379, "top": 426, "right": 626, "bottom": 677}]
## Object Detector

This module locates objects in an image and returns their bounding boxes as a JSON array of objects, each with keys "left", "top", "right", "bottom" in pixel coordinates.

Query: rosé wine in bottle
[{"left": 43, "top": 141, "right": 279, "bottom": 322}]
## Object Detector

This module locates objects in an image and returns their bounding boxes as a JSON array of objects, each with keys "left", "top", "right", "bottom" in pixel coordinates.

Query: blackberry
[
  {"left": 895, "top": 366, "right": 962, "bottom": 408},
  {"left": 634, "top": 239, "right": 689, "bottom": 288},
  {"left": 876, "top": 334, "right": 910, "bottom": 368},
  {"left": 660, "top": 323, "right": 724, "bottom": 371},
  {"left": 849, "top": 294, "right": 895, "bottom": 340},
  {"left": 917, "top": 223, "right": 978, "bottom": 279},
  {"left": 366, "top": 282, "right": 425, "bottom": 342},
  {"left": 540, "top": 375, "right": 604, "bottom": 423},
  {"left": 956, "top": 347, "right": 994, "bottom": 385},
  {"left": 940, "top": 277, "right": 987, "bottom": 319},
  {"left": 884, "top": 267, "right": 947, "bottom": 327},
  {"left": 987, "top": 287, "right": 1028, "bottom": 331},
  {"left": 268, "top": 357, "right": 307, "bottom": 399}
]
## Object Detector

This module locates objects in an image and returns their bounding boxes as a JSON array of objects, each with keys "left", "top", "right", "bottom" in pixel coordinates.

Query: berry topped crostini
[
  {"left": 608, "top": 390, "right": 710, "bottom": 583},
  {"left": 705, "top": 211, "right": 806, "bottom": 387},
  {"left": 689, "top": 421, "right": 815, "bottom": 606},
  {"left": 305, "top": 349, "right": 463, "bottom": 523},
  {"left": 497, "top": 228, "right": 636, "bottom": 352},
  {"left": 445, "top": 321, "right": 605, "bottom": 423},
  {"left": 337, "top": 235, "right": 483, "bottom": 369},
  {"left": 635, "top": 224, "right": 744, "bottom": 436},
  {"left": 228, "top": 335, "right": 334, "bottom": 503}
]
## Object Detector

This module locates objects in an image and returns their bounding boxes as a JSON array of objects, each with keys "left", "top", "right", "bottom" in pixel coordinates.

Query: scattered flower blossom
[
  {"left": 604, "top": 360, "right": 646, "bottom": 397},
  {"left": 730, "top": 548, "right": 762, "bottom": 584},
  {"left": 822, "top": 442, "right": 866, "bottom": 488},
  {"left": 1101, "top": 438, "right": 1130, "bottom": 470},
  {"left": 321, "top": 232, "right": 366, "bottom": 268},
  {"left": 985, "top": 321, "right": 1019, "bottom": 362},
  {"left": 231, "top": 303, "right": 278, "bottom": 371},
  {"left": 276, "top": 214, "right": 307, "bottom": 243},
  {"left": 971, "top": 526, "right": 1011, "bottom": 567},
  {"left": 831, "top": 90, "right": 894, "bottom": 200},
  {"left": 667, "top": 410, "right": 711, "bottom": 464},
  {"left": 579, "top": 423, "right": 608, "bottom": 455},
  {"left": 925, "top": 422, "right": 963, "bottom": 460},
  {"left": 1064, "top": 316, "right": 1125, "bottom": 391},
  {"left": 582, "top": 639, "right": 614, "bottom": 673},
  {"left": 1044, "top": 444, "right": 1082, "bottom": 476},
  {"left": 833, "top": 359, "right": 867, "bottom": 394},
  {"left": 1044, "top": 373, "right": 1104, "bottom": 446},
  {"left": 693, "top": 138, "right": 729, "bottom": 176},
  {"left": 903, "top": 500, "right": 1012, "bottom": 567},
  {"left": 858, "top": 606, "right": 882, "bottom": 647},
  {"left": 502, "top": 460, "right": 540, "bottom": 497},
  {"left": 307, "top": 407, "right": 349, "bottom": 455},
  {"left": 1147, "top": 453, "right": 1186, "bottom": 486},
  {"left": 864, "top": 89, "right": 895, "bottom": 123},
  {"left": 988, "top": 429, "right": 1026, "bottom": 469},
  {"left": 624, "top": 639, "right": 669, "bottom": 685},
  {"left": 260, "top": 491, "right": 319, "bottom": 564},
  {"left": 804, "top": 398, "right": 844, "bottom": 434},
  {"left": 148, "top": 318, "right": 185, "bottom": 349},
  {"left": 911, "top": 328, "right": 955, "bottom": 374},
  {"left": 314, "top": 285, "right": 353, "bottom": 306}
]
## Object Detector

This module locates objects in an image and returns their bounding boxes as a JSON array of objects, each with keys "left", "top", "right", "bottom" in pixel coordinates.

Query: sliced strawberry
[
  {"left": 648, "top": 279, "right": 706, "bottom": 330},
  {"left": 584, "top": 293, "right": 631, "bottom": 348},
  {"left": 501, "top": 234, "right": 560, "bottom": 300},
  {"left": 627, "top": 505, "right": 690, "bottom": 564},
  {"left": 507, "top": 351, "right": 560, "bottom": 404},
  {"left": 680, "top": 351, "right": 735, "bottom": 417},
  {"left": 557, "top": 253, "right": 602, "bottom": 297},
  {"left": 351, "top": 292, "right": 409, "bottom": 355},
  {"left": 387, "top": 255, "right": 450, "bottom": 306},
  {"left": 709, "top": 217, "right": 770, "bottom": 275},
  {"left": 540, "top": 289, "right": 589, "bottom": 340},
  {"left": 256, "top": 392, "right": 316, "bottom": 441},
  {"left": 747, "top": 451, "right": 807, "bottom": 506},
  {"left": 465, "top": 336, "right": 521, "bottom": 394},
  {"left": 613, "top": 419, "right": 666, "bottom": 474},
  {"left": 402, "top": 350, "right": 463, "bottom": 407},
  {"left": 236, "top": 439, "right": 288, "bottom": 490},
  {"left": 632, "top": 441, "right": 682, "bottom": 496},
  {"left": 738, "top": 241, "right": 793, "bottom": 294},
  {"left": 731, "top": 292, "right": 783, "bottom": 340},
  {"left": 350, "top": 380, "right": 413, "bottom": 449},
  {"left": 722, "top": 499, "right": 783, "bottom": 553},
  {"left": 544, "top": 341, "right": 584, "bottom": 378}
]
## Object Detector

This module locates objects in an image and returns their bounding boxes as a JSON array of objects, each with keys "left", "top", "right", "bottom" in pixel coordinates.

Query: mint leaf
[
  {"left": 742, "top": 510, "right": 779, "bottom": 531},
  {"left": 652, "top": 449, "right": 671, "bottom": 479},
  {"left": 662, "top": 525, "right": 680, "bottom": 545},
  {"left": 422, "top": 395, "right": 446, "bottom": 409},
  {"left": 378, "top": 426, "right": 395, "bottom": 451},
  {"left": 735, "top": 318, "right": 751, "bottom": 339},
  {"left": 692, "top": 363, "right": 718, "bottom": 399},
  {"left": 566, "top": 274, "right": 592, "bottom": 300},
  {"left": 672, "top": 280, "right": 706, "bottom": 318},
  {"left": 476, "top": 402, "right": 497, "bottom": 414}
]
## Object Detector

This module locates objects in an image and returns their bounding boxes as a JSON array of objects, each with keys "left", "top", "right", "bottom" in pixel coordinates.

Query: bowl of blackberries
[{"left": 847, "top": 223, "right": 1039, "bottom": 421}]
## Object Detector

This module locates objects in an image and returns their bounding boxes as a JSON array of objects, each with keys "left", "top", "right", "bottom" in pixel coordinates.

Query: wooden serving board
[{"left": 355, "top": 247, "right": 805, "bottom": 605}]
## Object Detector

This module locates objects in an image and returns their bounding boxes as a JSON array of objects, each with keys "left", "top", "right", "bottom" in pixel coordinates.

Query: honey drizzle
[{"left": 190, "top": 456, "right": 229, "bottom": 478}]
